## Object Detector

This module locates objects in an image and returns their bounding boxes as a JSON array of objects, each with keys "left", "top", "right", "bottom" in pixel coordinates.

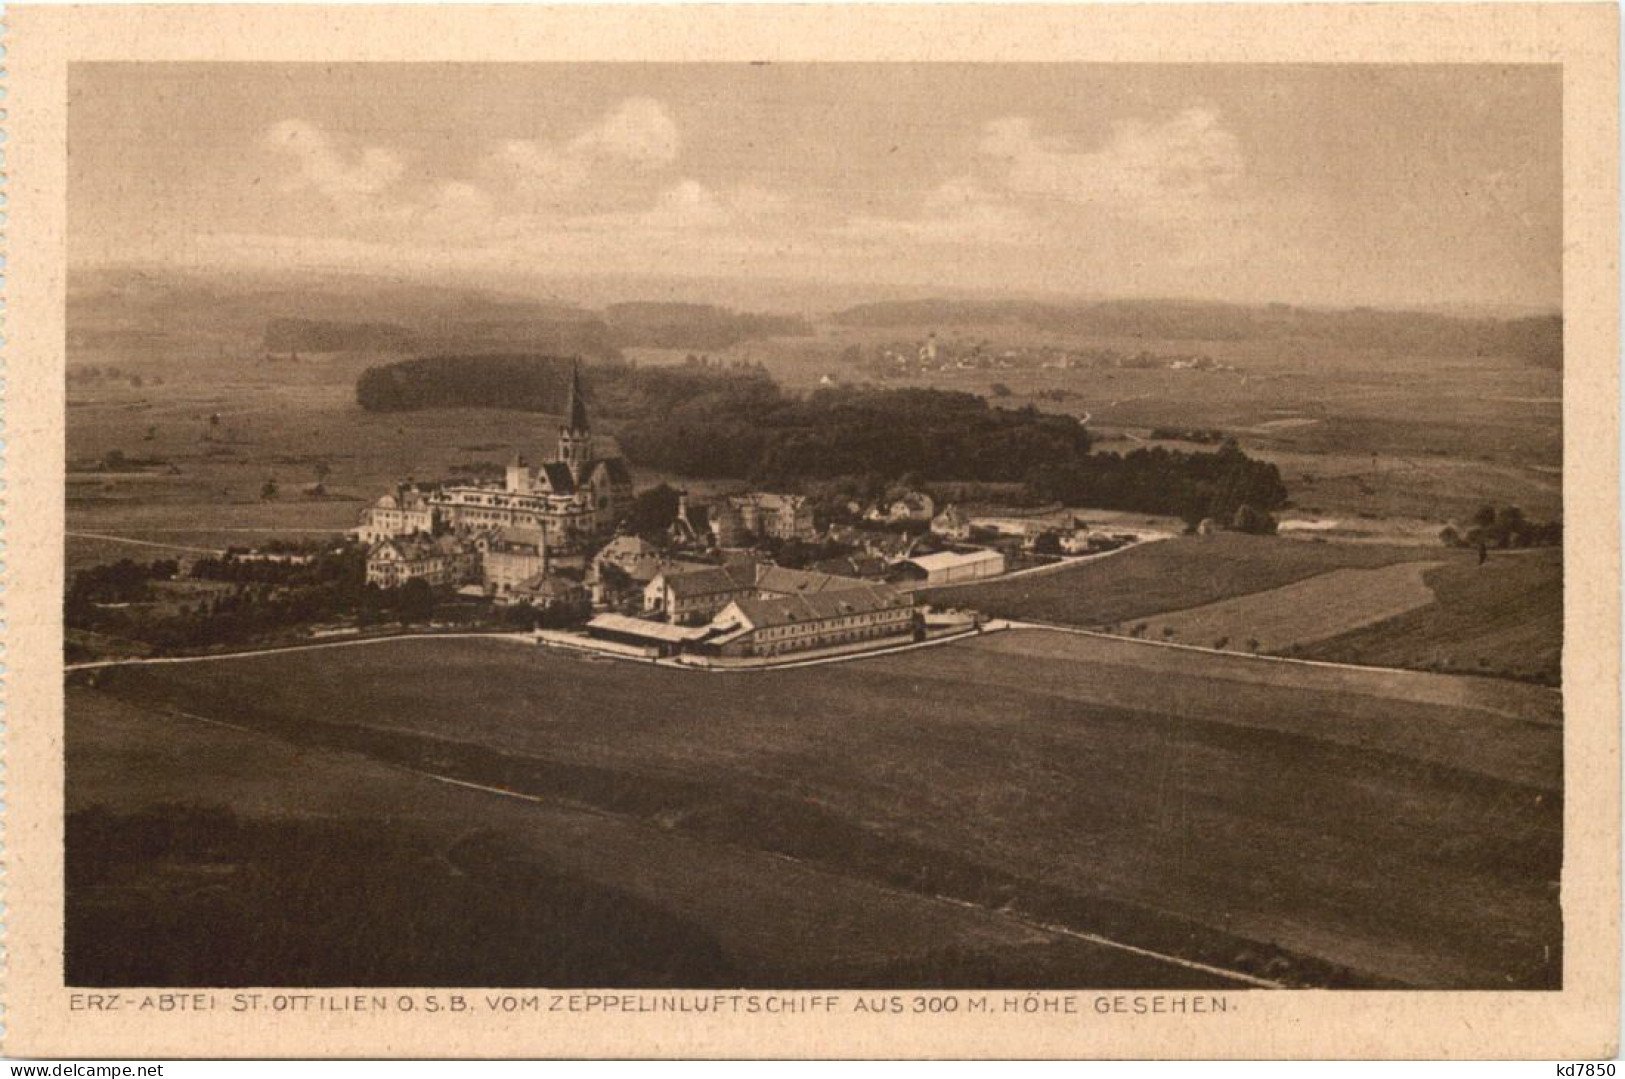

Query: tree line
[
  {"left": 355, "top": 354, "right": 1288, "bottom": 522},
  {"left": 1025, "top": 441, "right": 1288, "bottom": 531}
]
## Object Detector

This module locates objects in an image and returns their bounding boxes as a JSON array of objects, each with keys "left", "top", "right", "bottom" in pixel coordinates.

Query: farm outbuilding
[
  {"left": 896, "top": 549, "right": 1007, "bottom": 585},
  {"left": 583, "top": 613, "right": 714, "bottom": 657}
]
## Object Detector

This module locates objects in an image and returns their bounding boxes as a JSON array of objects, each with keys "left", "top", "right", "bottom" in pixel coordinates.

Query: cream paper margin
[{"left": 5, "top": 3, "right": 1619, "bottom": 1059}]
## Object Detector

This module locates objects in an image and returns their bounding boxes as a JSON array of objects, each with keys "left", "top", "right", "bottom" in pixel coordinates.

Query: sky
[{"left": 68, "top": 63, "right": 1563, "bottom": 311}]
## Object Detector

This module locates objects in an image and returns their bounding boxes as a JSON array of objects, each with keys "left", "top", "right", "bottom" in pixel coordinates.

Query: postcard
[{"left": 5, "top": 3, "right": 1618, "bottom": 1059}]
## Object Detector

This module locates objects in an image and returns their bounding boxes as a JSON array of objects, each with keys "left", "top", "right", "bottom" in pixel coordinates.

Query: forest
[{"left": 356, "top": 354, "right": 1286, "bottom": 522}]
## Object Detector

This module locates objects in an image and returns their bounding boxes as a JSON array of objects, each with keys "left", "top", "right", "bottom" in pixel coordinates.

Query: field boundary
[
  {"left": 64, "top": 630, "right": 537, "bottom": 672},
  {"left": 1002, "top": 619, "right": 1563, "bottom": 696},
  {"left": 1103, "top": 560, "right": 1444, "bottom": 653},
  {"left": 66, "top": 530, "right": 225, "bottom": 556},
  {"left": 66, "top": 614, "right": 1561, "bottom": 692}
]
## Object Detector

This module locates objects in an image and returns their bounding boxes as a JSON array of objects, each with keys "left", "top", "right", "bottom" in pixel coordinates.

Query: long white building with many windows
[{"left": 355, "top": 361, "right": 634, "bottom": 552}]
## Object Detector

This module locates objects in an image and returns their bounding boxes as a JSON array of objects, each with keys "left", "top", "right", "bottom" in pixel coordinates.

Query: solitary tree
[{"left": 397, "top": 578, "right": 436, "bottom": 624}]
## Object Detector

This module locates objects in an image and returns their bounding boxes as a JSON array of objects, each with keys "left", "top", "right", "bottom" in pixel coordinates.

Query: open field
[
  {"left": 924, "top": 533, "right": 1466, "bottom": 628},
  {"left": 794, "top": 324, "right": 1562, "bottom": 521},
  {"left": 65, "top": 304, "right": 1563, "bottom": 576},
  {"left": 1297, "top": 548, "right": 1563, "bottom": 684},
  {"left": 71, "top": 630, "right": 1561, "bottom": 989},
  {"left": 65, "top": 356, "right": 735, "bottom": 574},
  {"left": 1121, "top": 561, "right": 1444, "bottom": 654},
  {"left": 71, "top": 688, "right": 1177, "bottom": 988}
]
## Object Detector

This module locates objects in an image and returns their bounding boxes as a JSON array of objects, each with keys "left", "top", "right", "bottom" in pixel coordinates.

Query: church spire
[
  {"left": 558, "top": 358, "right": 593, "bottom": 483},
  {"left": 565, "top": 358, "right": 590, "bottom": 434}
]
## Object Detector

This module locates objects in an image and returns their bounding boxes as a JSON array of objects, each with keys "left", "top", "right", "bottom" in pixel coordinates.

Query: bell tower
[{"left": 557, "top": 358, "right": 593, "bottom": 483}]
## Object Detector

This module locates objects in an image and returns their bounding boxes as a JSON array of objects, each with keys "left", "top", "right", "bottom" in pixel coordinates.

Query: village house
[
  {"left": 929, "top": 504, "right": 973, "bottom": 541},
  {"left": 593, "top": 535, "right": 664, "bottom": 576},
  {"left": 825, "top": 525, "right": 927, "bottom": 563},
  {"left": 1060, "top": 527, "right": 1096, "bottom": 555},
  {"left": 643, "top": 563, "right": 760, "bottom": 624},
  {"left": 667, "top": 491, "right": 713, "bottom": 548},
  {"left": 507, "top": 572, "right": 588, "bottom": 612},
  {"left": 808, "top": 553, "right": 891, "bottom": 580},
  {"left": 473, "top": 525, "right": 548, "bottom": 599},
  {"left": 355, "top": 484, "right": 435, "bottom": 544},
  {"left": 709, "top": 492, "right": 817, "bottom": 546},
  {"left": 868, "top": 491, "right": 936, "bottom": 524},
  {"left": 590, "top": 535, "right": 711, "bottom": 608},
  {"left": 707, "top": 584, "right": 917, "bottom": 659},
  {"left": 365, "top": 535, "right": 478, "bottom": 589}
]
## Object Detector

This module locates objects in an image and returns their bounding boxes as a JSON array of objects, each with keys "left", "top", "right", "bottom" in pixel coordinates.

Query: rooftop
[
  {"left": 586, "top": 613, "right": 714, "bottom": 643},
  {"left": 724, "top": 584, "right": 911, "bottom": 631},
  {"left": 902, "top": 549, "right": 1004, "bottom": 571}
]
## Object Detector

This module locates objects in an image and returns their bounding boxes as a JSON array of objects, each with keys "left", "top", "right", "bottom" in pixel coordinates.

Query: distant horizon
[
  {"left": 71, "top": 63, "right": 1562, "bottom": 314},
  {"left": 71, "top": 258, "right": 1563, "bottom": 324}
]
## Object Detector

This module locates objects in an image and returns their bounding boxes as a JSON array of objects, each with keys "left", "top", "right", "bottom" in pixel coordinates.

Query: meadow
[
  {"left": 67, "top": 679, "right": 1245, "bottom": 989},
  {"left": 793, "top": 324, "right": 1563, "bottom": 522},
  {"left": 69, "top": 630, "right": 1561, "bottom": 990},
  {"left": 1298, "top": 548, "right": 1563, "bottom": 683},
  {"left": 1118, "top": 561, "right": 1444, "bottom": 654},
  {"left": 927, "top": 534, "right": 1560, "bottom": 684},
  {"left": 925, "top": 534, "right": 1464, "bottom": 628}
]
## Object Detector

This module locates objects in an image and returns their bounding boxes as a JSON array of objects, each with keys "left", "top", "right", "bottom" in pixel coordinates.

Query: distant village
[
  {"left": 348, "top": 363, "right": 1144, "bottom": 664},
  {"left": 854, "top": 334, "right": 1242, "bottom": 381}
]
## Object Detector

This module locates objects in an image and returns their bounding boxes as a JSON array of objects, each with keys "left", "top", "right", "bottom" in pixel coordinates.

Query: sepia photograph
[{"left": 58, "top": 59, "right": 1567, "bottom": 994}]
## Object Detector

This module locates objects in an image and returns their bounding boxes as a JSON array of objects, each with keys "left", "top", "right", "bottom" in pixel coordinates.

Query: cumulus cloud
[
  {"left": 486, "top": 97, "right": 681, "bottom": 201},
  {"left": 647, "top": 180, "right": 731, "bottom": 228},
  {"left": 549, "top": 179, "right": 793, "bottom": 238},
  {"left": 836, "top": 105, "right": 1246, "bottom": 253},
  {"left": 647, "top": 180, "right": 790, "bottom": 230},
  {"left": 572, "top": 97, "right": 681, "bottom": 166},
  {"left": 262, "top": 119, "right": 405, "bottom": 200}
]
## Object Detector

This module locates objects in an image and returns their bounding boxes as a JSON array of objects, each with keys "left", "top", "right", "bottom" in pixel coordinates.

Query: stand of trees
[
  {"left": 68, "top": 548, "right": 376, "bottom": 652},
  {"left": 66, "top": 558, "right": 179, "bottom": 614},
  {"left": 355, "top": 354, "right": 775, "bottom": 416},
  {"left": 1442, "top": 505, "right": 1562, "bottom": 549},
  {"left": 620, "top": 385, "right": 1095, "bottom": 485},
  {"left": 355, "top": 355, "right": 1287, "bottom": 524},
  {"left": 1024, "top": 440, "right": 1288, "bottom": 530}
]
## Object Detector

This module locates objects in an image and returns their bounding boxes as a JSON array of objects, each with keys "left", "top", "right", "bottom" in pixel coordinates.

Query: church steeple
[
  {"left": 558, "top": 358, "right": 593, "bottom": 483},
  {"left": 565, "top": 358, "right": 591, "bottom": 434}
]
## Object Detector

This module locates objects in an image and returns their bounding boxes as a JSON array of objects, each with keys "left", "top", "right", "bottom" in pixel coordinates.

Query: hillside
[
  {"left": 263, "top": 318, "right": 419, "bottom": 353},
  {"left": 70, "top": 266, "right": 815, "bottom": 360},
  {"left": 605, "top": 302, "right": 811, "bottom": 350},
  {"left": 831, "top": 298, "right": 1562, "bottom": 366}
]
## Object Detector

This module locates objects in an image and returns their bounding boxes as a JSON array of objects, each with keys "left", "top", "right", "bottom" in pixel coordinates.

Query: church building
[
  {"left": 359, "top": 361, "right": 635, "bottom": 553},
  {"left": 430, "top": 361, "right": 633, "bottom": 550}
]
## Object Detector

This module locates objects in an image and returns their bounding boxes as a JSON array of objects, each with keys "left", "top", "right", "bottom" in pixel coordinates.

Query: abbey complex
[{"left": 357, "top": 362, "right": 635, "bottom": 552}]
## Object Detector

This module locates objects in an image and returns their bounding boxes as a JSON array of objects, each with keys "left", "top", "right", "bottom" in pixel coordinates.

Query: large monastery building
[{"left": 357, "top": 361, "right": 634, "bottom": 551}]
